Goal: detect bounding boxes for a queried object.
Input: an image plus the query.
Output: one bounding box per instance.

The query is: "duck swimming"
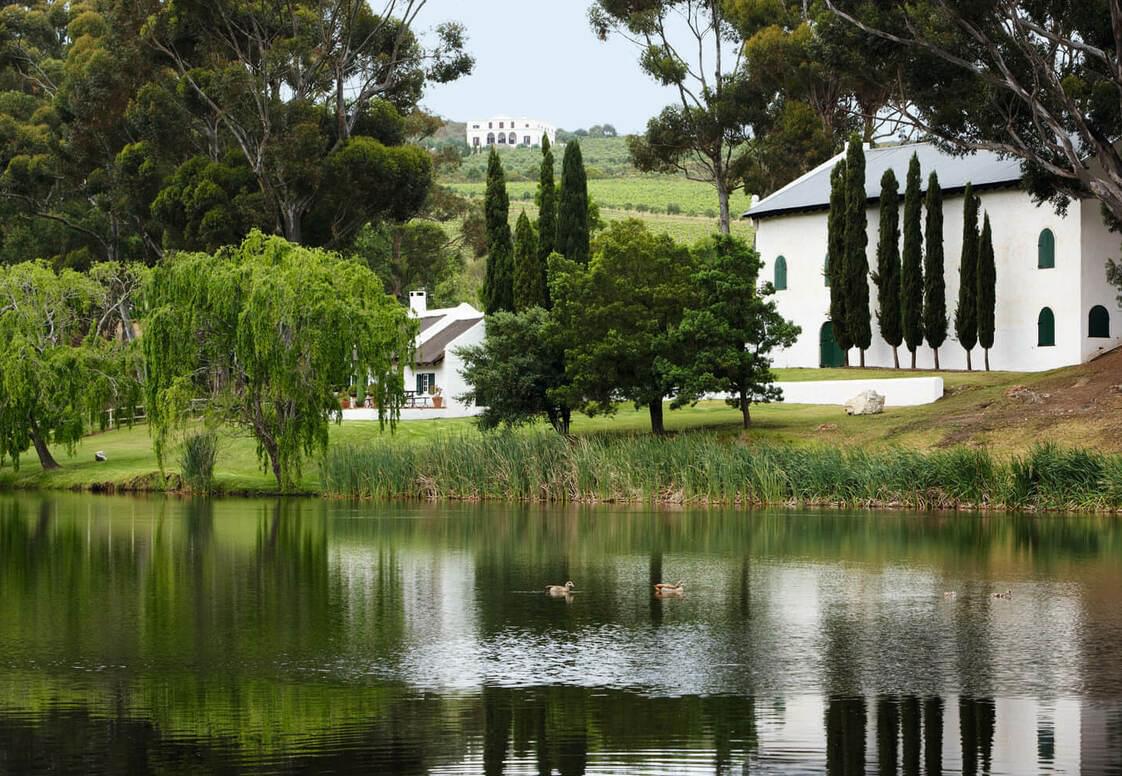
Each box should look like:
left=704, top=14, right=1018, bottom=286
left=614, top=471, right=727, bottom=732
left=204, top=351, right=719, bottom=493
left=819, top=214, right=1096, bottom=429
left=992, top=589, right=1012, bottom=600
left=654, top=581, right=685, bottom=596
left=546, top=581, right=575, bottom=596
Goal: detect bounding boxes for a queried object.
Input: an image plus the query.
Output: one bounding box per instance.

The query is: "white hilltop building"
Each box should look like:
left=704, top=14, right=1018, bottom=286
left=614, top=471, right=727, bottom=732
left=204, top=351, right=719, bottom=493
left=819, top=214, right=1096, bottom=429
left=342, top=291, right=485, bottom=421
left=745, top=141, right=1122, bottom=372
left=466, top=116, right=556, bottom=152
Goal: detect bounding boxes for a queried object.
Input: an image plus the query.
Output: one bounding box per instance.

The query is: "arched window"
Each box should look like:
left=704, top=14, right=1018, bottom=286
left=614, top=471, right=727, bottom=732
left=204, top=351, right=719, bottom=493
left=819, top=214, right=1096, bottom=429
left=824, top=254, right=831, bottom=287
left=1038, top=307, right=1056, bottom=347
left=774, top=256, right=788, bottom=290
left=508, top=132, right=517, bottom=145
left=497, top=133, right=507, bottom=144
left=1038, top=228, right=1055, bottom=269
left=486, top=132, right=495, bottom=145
left=1089, top=305, right=1110, bottom=338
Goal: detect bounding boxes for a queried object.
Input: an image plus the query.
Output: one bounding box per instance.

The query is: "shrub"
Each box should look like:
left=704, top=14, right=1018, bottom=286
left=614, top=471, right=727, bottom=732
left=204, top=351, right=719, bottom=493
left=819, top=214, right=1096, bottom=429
left=635, top=203, right=650, bottom=213
left=180, top=431, right=218, bottom=493
left=666, top=202, right=682, bottom=214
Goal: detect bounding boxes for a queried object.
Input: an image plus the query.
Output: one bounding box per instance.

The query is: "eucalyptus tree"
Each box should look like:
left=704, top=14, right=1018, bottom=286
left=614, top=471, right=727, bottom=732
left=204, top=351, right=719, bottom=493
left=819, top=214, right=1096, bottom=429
left=590, top=0, right=753, bottom=233
left=0, top=262, right=141, bottom=471
left=143, top=232, right=415, bottom=490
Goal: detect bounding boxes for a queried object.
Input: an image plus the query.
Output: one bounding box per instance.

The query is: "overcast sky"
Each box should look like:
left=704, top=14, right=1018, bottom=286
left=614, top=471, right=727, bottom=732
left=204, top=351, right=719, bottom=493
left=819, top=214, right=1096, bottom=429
left=415, top=1, right=677, bottom=133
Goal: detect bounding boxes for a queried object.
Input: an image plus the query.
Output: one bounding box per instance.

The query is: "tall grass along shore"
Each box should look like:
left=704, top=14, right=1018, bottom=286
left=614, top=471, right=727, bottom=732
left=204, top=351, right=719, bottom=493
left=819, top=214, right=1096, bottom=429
left=320, top=433, right=1122, bottom=512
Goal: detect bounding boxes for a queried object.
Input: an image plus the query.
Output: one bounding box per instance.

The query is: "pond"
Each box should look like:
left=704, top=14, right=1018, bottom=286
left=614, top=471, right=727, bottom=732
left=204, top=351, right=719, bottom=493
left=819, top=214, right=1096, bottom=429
left=0, top=493, right=1120, bottom=774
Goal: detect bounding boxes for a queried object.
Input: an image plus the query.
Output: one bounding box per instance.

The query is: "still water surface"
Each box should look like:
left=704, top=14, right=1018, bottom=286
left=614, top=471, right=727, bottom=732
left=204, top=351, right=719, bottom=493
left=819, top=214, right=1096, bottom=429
left=0, top=493, right=1120, bottom=774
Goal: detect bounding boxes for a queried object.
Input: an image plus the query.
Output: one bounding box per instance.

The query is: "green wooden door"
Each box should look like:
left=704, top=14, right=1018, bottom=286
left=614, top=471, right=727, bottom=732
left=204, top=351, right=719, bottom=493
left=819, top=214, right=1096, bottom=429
left=819, top=322, right=845, bottom=368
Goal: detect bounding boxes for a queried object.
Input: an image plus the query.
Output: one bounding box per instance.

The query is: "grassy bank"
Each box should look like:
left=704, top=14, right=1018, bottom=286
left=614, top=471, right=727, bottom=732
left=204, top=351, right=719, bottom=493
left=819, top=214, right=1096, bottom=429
left=320, top=433, right=1122, bottom=512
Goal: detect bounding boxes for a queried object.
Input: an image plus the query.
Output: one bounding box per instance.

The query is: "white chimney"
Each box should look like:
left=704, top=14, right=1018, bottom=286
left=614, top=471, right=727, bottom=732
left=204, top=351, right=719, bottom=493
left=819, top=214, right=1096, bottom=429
left=408, top=290, right=427, bottom=316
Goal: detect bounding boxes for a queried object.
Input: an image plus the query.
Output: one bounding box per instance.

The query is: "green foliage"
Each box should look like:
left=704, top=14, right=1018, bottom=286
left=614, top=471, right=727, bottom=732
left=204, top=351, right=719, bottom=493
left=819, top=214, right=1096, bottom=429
left=843, top=138, right=871, bottom=356
left=512, top=211, right=545, bottom=311
left=874, top=168, right=902, bottom=359
left=551, top=220, right=695, bottom=433
left=923, top=173, right=948, bottom=354
left=180, top=431, right=218, bottom=493
left=900, top=154, right=924, bottom=363
left=672, top=235, right=801, bottom=428
left=143, top=232, right=414, bottom=489
left=955, top=183, right=980, bottom=364
left=827, top=160, right=850, bottom=352
left=483, top=148, right=514, bottom=313
left=457, top=306, right=571, bottom=433
left=557, top=140, right=590, bottom=264
left=0, top=261, right=141, bottom=470
left=352, top=220, right=463, bottom=307
left=977, top=213, right=996, bottom=363
left=536, top=135, right=558, bottom=270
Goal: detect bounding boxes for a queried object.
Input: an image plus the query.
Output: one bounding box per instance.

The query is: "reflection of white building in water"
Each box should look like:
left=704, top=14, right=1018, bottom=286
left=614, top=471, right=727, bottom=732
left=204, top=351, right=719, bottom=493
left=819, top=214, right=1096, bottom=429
left=466, top=116, right=556, bottom=151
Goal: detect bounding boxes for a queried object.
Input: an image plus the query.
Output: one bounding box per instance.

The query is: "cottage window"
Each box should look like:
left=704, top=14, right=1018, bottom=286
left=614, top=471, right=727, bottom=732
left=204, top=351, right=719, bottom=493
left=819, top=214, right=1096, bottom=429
left=1089, top=305, right=1110, bottom=338
left=1038, top=229, right=1055, bottom=269
left=774, top=256, right=788, bottom=290
left=416, top=373, right=437, bottom=394
left=1038, top=307, right=1055, bottom=347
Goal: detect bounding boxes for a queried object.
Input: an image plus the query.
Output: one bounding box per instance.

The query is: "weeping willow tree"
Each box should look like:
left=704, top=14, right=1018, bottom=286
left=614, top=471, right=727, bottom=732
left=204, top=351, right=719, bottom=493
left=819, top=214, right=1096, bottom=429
left=0, top=262, right=143, bottom=470
left=144, top=232, right=415, bottom=490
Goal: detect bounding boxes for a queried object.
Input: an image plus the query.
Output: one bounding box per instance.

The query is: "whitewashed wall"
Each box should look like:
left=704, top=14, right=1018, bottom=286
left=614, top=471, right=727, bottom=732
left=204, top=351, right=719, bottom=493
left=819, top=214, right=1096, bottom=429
left=754, top=187, right=1115, bottom=372
left=1079, top=200, right=1122, bottom=362
left=466, top=117, right=556, bottom=150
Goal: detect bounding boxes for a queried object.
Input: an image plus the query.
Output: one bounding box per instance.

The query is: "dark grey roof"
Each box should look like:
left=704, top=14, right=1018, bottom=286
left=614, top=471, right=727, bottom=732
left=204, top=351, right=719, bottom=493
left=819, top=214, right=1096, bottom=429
left=743, top=142, right=1025, bottom=220
left=415, top=317, right=483, bottom=366
left=418, top=315, right=444, bottom=334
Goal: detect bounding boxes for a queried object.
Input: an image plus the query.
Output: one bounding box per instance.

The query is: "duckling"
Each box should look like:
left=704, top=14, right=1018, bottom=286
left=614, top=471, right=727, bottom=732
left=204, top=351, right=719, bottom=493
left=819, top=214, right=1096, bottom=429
left=546, top=581, right=575, bottom=596
left=992, top=589, right=1012, bottom=600
left=654, top=581, right=685, bottom=596
left=943, top=591, right=957, bottom=599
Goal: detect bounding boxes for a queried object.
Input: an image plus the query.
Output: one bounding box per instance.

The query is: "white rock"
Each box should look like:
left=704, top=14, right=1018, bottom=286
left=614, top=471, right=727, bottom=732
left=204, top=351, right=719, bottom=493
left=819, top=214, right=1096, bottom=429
left=94, top=451, right=107, bottom=462
left=844, top=390, right=885, bottom=416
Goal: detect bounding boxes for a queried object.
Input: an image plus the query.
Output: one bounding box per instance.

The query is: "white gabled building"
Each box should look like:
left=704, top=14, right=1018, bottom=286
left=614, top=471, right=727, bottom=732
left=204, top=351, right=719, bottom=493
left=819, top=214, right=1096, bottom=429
left=466, top=116, right=556, bottom=151
left=745, top=142, right=1122, bottom=372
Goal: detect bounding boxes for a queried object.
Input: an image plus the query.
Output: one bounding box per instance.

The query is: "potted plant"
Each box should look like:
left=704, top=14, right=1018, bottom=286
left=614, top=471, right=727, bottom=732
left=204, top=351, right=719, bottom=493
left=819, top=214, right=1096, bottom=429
left=430, top=385, right=444, bottom=409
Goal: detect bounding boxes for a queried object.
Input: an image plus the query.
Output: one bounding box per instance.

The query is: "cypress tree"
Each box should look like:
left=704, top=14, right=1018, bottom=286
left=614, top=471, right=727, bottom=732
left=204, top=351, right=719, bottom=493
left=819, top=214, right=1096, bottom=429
left=875, top=168, right=902, bottom=368
left=483, top=148, right=514, bottom=314
left=955, top=183, right=980, bottom=370
left=977, top=213, right=996, bottom=371
left=556, top=139, right=590, bottom=264
left=844, top=136, right=871, bottom=367
left=923, top=173, right=948, bottom=369
left=512, top=211, right=543, bottom=311
left=827, top=160, right=851, bottom=363
left=536, top=135, right=557, bottom=305
left=900, top=154, right=924, bottom=369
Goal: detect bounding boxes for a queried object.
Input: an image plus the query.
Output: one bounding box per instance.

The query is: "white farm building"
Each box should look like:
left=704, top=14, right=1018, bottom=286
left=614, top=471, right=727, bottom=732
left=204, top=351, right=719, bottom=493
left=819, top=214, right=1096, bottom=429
left=745, top=142, right=1122, bottom=372
left=466, top=116, right=556, bottom=151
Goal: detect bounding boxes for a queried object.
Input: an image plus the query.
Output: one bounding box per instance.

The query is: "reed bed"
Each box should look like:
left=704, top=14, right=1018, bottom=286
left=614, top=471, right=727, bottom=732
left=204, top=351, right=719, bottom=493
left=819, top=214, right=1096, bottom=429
left=319, top=433, right=1122, bottom=512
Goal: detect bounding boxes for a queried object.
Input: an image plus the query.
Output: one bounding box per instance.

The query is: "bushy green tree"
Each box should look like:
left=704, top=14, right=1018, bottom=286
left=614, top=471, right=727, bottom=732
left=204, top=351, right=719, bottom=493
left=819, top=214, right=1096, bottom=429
left=353, top=220, right=463, bottom=306
left=457, top=306, right=571, bottom=433
left=827, top=160, right=851, bottom=363
left=900, top=154, right=924, bottom=368
left=143, top=232, right=414, bottom=489
left=874, top=168, right=902, bottom=368
left=512, top=212, right=545, bottom=310
left=551, top=220, right=695, bottom=434
left=977, top=213, right=996, bottom=371
left=923, top=173, right=948, bottom=369
left=556, top=140, right=590, bottom=264
left=955, top=183, right=980, bottom=370
left=483, top=148, right=514, bottom=314
left=0, top=262, right=141, bottom=470
left=673, top=235, right=801, bottom=428
left=843, top=137, right=871, bottom=366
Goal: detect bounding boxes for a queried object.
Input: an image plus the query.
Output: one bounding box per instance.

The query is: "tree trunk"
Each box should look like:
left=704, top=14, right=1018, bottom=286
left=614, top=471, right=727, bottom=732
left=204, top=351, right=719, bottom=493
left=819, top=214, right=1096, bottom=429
left=29, top=418, right=59, bottom=471
left=933, top=347, right=940, bottom=370
left=281, top=205, right=303, bottom=244
left=859, top=349, right=866, bottom=368
left=844, top=350, right=851, bottom=368
left=984, top=349, right=990, bottom=371
left=740, top=389, right=751, bottom=429
left=648, top=399, right=665, bottom=435
left=260, top=435, right=283, bottom=489
left=716, top=175, right=731, bottom=235
left=892, top=347, right=899, bottom=369
left=548, top=406, right=572, bottom=435
left=910, top=348, right=917, bottom=369
left=965, top=350, right=973, bottom=371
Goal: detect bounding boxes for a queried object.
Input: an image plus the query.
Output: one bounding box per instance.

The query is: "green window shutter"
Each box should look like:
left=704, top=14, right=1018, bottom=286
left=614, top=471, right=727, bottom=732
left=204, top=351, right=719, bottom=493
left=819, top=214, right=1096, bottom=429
left=1038, top=307, right=1055, bottom=347
left=1089, top=305, right=1110, bottom=338
left=415, top=374, right=424, bottom=394
left=775, top=256, right=787, bottom=290
left=1038, top=229, right=1055, bottom=269
left=824, top=254, right=830, bottom=287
